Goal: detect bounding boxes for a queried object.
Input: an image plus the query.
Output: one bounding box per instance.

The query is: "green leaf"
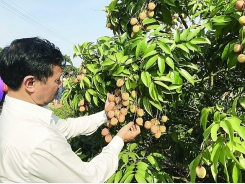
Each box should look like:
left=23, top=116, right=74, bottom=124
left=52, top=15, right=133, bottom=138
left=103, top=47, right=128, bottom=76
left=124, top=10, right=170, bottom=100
left=122, top=154, right=129, bottom=164
left=189, top=155, right=201, bottom=183
left=158, top=42, right=171, bottom=55
left=154, top=81, right=170, bottom=90
left=135, top=173, right=147, bottom=183
left=85, top=91, right=91, bottom=102
left=149, top=100, right=162, bottom=110
left=232, top=97, right=239, bottom=116
left=125, top=164, right=135, bottom=173
left=106, top=173, right=116, bottom=183
left=137, top=161, right=149, bottom=170
left=145, top=43, right=157, bottom=54
left=220, top=120, right=234, bottom=143
left=153, top=76, right=173, bottom=83
left=165, top=56, right=175, bottom=70
left=180, top=28, right=190, bottom=41
left=211, top=123, right=220, bottom=141
left=239, top=96, right=245, bottom=109
left=232, top=164, right=241, bottom=183
left=114, top=171, right=122, bottom=183
left=169, top=84, right=182, bottom=90
left=174, top=29, right=180, bottom=43
left=125, top=58, right=134, bottom=65
left=176, top=44, right=189, bottom=53
left=158, top=56, right=165, bottom=74
left=227, top=52, right=238, bottom=69
left=136, top=41, right=143, bottom=60
left=73, top=45, right=79, bottom=55
left=101, top=59, right=115, bottom=66
left=190, top=37, right=211, bottom=45
left=142, top=50, right=158, bottom=60
left=221, top=42, right=232, bottom=61
left=142, top=17, right=157, bottom=25
left=178, top=68, right=195, bottom=85
left=128, top=152, right=138, bottom=162
left=147, top=155, right=160, bottom=171
left=83, top=76, right=91, bottom=87
left=219, top=147, right=230, bottom=182
left=149, top=83, right=158, bottom=101
left=124, top=174, right=134, bottom=183
left=226, top=117, right=245, bottom=140
left=145, top=55, right=158, bottom=70
left=211, top=141, right=222, bottom=182
left=92, top=96, right=98, bottom=106
left=120, top=171, right=134, bottom=183
left=113, top=66, right=125, bottom=75
left=200, top=108, right=211, bottom=131
left=187, top=28, right=201, bottom=41
left=143, top=96, right=153, bottom=116
left=129, top=143, right=137, bottom=152
left=141, top=71, right=151, bottom=87
left=186, top=42, right=200, bottom=52
left=86, top=64, right=96, bottom=74
left=225, top=145, right=245, bottom=169
left=179, top=61, right=198, bottom=70
left=212, top=15, right=233, bottom=23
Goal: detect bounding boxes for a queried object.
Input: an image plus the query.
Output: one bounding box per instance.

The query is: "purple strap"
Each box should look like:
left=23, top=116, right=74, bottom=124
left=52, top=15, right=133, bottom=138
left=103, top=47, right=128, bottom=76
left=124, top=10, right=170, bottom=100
left=0, top=78, right=4, bottom=101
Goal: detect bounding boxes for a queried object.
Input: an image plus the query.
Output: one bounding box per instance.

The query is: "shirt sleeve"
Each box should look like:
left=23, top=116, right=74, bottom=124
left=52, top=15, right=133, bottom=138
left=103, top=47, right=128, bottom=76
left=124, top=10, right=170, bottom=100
left=28, top=135, right=124, bottom=183
left=53, top=111, right=108, bottom=139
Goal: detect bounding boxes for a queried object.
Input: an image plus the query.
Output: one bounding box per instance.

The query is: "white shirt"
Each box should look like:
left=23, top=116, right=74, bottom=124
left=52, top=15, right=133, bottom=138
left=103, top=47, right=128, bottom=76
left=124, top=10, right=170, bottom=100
left=0, top=95, right=124, bottom=183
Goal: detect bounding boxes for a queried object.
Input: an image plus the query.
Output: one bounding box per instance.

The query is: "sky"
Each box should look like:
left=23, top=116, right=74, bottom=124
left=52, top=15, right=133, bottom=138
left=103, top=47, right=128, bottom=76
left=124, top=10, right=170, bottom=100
left=0, top=0, right=113, bottom=67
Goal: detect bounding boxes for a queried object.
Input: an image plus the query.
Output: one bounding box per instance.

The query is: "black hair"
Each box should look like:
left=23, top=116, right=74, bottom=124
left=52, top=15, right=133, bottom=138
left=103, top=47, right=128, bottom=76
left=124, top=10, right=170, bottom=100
left=0, top=37, right=64, bottom=91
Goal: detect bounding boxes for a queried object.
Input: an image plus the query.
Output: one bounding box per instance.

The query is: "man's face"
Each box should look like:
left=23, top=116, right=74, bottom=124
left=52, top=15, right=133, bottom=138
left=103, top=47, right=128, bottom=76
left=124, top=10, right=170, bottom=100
left=33, top=65, right=63, bottom=106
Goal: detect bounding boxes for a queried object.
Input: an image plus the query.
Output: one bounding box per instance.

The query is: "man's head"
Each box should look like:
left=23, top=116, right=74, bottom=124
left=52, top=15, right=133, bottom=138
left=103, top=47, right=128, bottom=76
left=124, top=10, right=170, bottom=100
left=0, top=37, right=65, bottom=106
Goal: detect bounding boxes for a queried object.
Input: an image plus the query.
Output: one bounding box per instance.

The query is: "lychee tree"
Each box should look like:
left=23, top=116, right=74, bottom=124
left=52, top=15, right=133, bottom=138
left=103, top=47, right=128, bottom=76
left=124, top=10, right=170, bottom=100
left=58, top=0, right=245, bottom=182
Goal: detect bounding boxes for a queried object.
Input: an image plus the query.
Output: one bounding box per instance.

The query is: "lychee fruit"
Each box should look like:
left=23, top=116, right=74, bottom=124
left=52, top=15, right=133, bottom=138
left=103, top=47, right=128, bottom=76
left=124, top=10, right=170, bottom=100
left=239, top=16, right=245, bottom=26
left=121, top=92, right=129, bottom=101
left=135, top=117, right=143, bottom=126
left=238, top=54, right=245, bottom=63
left=195, top=166, right=206, bottom=179
left=133, top=25, right=141, bottom=33
left=234, top=43, right=243, bottom=53
left=101, top=128, right=109, bottom=136
left=105, top=134, right=112, bottom=143
left=144, top=121, right=152, bottom=129
left=148, top=2, right=156, bottom=11
left=130, top=18, right=138, bottom=25
left=116, top=79, right=124, bottom=87
left=161, top=115, right=168, bottom=123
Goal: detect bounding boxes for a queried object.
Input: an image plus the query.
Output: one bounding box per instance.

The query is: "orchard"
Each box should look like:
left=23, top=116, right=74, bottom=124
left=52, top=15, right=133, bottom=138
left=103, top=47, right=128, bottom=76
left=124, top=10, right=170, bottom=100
left=54, top=0, right=245, bottom=182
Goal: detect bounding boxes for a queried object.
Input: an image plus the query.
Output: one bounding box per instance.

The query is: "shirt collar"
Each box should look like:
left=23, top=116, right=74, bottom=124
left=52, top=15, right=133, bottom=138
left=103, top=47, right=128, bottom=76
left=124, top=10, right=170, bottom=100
left=4, top=95, right=53, bottom=125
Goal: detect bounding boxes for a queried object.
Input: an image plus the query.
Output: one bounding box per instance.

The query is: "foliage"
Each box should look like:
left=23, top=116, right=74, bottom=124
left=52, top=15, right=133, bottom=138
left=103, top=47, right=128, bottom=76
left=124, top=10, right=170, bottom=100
left=52, top=0, right=245, bottom=182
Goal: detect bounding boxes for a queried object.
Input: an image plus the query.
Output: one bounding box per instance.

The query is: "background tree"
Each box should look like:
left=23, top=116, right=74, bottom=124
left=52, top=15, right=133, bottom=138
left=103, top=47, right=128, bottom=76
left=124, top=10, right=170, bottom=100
left=55, top=0, right=245, bottom=182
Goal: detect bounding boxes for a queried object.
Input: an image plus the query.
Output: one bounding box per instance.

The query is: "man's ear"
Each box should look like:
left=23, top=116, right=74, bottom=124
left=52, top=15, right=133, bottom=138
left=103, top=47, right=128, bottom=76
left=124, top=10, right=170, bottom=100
left=23, top=76, right=35, bottom=93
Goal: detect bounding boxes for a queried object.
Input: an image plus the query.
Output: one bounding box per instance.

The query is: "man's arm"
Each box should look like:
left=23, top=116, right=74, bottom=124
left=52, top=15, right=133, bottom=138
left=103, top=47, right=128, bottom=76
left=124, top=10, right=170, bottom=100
left=28, top=134, right=124, bottom=183
left=53, top=110, right=107, bottom=139
left=52, top=93, right=111, bottom=139
left=28, top=122, right=140, bottom=183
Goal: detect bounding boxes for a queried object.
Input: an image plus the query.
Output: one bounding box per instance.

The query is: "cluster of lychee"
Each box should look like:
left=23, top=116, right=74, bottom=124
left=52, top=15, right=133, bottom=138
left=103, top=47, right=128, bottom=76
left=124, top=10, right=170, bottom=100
left=73, top=68, right=87, bottom=84
left=104, top=8, right=118, bottom=30
left=144, top=115, right=168, bottom=139
left=130, top=2, right=156, bottom=37
left=170, top=13, right=188, bottom=30
left=78, top=99, right=89, bottom=112
left=235, top=0, right=245, bottom=63
left=101, top=78, right=168, bottom=143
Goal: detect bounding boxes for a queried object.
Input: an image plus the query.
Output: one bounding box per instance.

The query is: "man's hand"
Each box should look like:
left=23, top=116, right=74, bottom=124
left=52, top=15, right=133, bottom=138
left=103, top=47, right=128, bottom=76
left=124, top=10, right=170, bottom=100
left=116, top=121, right=141, bottom=142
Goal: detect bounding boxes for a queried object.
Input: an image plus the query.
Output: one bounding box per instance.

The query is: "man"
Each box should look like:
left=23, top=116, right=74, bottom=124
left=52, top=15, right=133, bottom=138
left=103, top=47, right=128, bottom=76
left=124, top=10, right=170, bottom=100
left=0, top=37, right=140, bottom=182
